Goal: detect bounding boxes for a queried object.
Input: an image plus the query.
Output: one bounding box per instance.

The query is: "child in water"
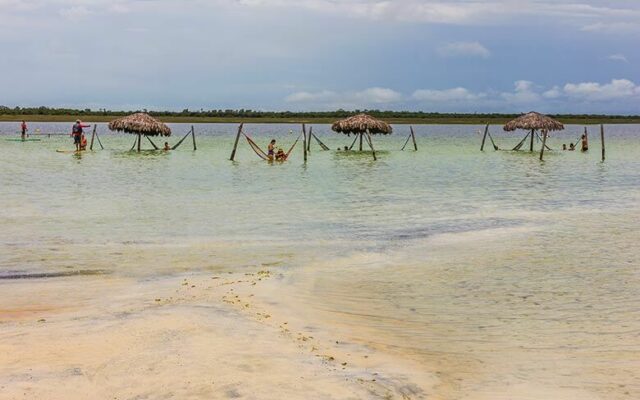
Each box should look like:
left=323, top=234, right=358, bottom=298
left=275, top=148, right=287, bottom=161
left=79, top=134, right=87, bottom=151
left=164, top=142, right=171, bottom=151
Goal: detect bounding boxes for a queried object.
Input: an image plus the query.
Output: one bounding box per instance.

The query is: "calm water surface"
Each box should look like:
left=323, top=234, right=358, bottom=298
left=1, top=122, right=639, bottom=399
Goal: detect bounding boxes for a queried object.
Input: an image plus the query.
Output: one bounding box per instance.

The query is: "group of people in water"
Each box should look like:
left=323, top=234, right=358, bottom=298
left=562, top=134, right=589, bottom=152
left=267, top=139, right=288, bottom=161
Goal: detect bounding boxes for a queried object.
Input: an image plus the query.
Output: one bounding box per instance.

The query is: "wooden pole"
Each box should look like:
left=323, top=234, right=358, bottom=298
left=529, top=129, right=535, bottom=151
left=191, top=125, right=196, bottom=151
left=365, top=130, right=376, bottom=161
left=410, top=126, right=418, bottom=151
left=302, top=124, right=308, bottom=162
left=480, top=124, right=489, bottom=151
left=359, top=133, right=363, bottom=151
left=600, top=124, right=605, bottom=162
left=89, top=125, right=96, bottom=150
left=307, top=126, right=312, bottom=152
left=229, top=123, right=244, bottom=161
left=539, top=131, right=548, bottom=161
left=137, top=133, right=141, bottom=152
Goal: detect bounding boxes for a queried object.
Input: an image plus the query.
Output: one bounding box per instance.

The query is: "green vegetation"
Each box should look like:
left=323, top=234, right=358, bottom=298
left=1, top=106, right=639, bottom=124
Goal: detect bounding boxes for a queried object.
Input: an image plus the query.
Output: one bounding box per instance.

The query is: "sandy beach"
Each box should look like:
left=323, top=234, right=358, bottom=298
left=0, top=267, right=435, bottom=400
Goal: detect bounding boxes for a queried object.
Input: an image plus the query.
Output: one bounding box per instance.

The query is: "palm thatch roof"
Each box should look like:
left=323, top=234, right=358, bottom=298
left=108, top=113, right=171, bottom=136
left=331, top=114, right=393, bottom=135
left=503, top=112, right=564, bottom=132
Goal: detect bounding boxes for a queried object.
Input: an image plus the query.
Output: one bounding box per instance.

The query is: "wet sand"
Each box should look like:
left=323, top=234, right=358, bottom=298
left=0, top=269, right=435, bottom=399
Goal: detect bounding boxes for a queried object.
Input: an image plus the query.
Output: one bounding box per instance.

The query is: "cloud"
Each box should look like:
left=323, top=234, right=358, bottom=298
left=285, top=90, right=336, bottom=103
left=563, top=79, right=640, bottom=101
left=607, top=54, right=628, bottom=62
left=437, top=42, right=490, bottom=58
left=354, top=87, right=403, bottom=103
left=285, top=87, right=402, bottom=107
left=412, top=87, right=484, bottom=102
left=543, top=86, right=562, bottom=99
left=59, top=5, right=91, bottom=19
left=581, top=22, right=640, bottom=34
left=501, top=80, right=541, bottom=103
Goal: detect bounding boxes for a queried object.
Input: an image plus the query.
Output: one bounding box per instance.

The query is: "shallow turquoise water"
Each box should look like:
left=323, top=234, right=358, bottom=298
left=1, top=122, right=639, bottom=399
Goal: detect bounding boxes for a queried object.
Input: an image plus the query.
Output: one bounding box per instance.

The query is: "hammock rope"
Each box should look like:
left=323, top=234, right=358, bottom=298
left=312, top=133, right=330, bottom=151
left=171, top=130, right=192, bottom=150
left=243, top=133, right=269, bottom=160
left=286, top=133, right=303, bottom=157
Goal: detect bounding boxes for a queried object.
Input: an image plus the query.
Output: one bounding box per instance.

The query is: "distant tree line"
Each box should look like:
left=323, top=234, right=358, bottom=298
left=0, top=105, right=638, bottom=120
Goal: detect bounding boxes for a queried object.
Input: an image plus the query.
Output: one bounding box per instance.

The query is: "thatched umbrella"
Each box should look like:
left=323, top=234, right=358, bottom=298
left=331, top=114, right=392, bottom=160
left=503, top=111, right=564, bottom=152
left=108, top=113, right=171, bottom=152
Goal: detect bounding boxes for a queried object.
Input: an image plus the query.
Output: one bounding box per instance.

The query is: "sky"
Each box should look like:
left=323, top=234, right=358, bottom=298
left=0, top=0, right=639, bottom=113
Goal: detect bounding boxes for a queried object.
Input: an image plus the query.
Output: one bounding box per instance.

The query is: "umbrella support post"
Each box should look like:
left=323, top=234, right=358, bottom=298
left=365, top=130, right=376, bottom=161
left=137, top=133, right=141, bottom=152
left=480, top=124, right=489, bottom=151
left=529, top=129, right=535, bottom=151
left=302, top=124, right=308, bottom=163
left=89, top=125, right=97, bottom=151
left=359, top=133, right=363, bottom=151
left=348, top=135, right=358, bottom=150
left=191, top=126, right=197, bottom=151
left=539, top=132, right=548, bottom=161
left=601, top=124, right=605, bottom=162
left=410, top=126, right=418, bottom=151
left=146, top=136, right=159, bottom=150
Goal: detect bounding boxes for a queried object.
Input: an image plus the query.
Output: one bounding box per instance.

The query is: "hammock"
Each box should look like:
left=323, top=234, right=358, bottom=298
left=243, top=132, right=302, bottom=160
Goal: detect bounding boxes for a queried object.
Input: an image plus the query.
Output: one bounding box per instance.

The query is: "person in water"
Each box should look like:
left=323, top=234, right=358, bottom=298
left=562, top=144, right=567, bottom=151
left=275, top=148, right=287, bottom=161
left=20, top=120, right=27, bottom=140
left=79, top=134, right=87, bottom=151
left=569, top=143, right=576, bottom=151
left=164, top=142, right=171, bottom=151
left=267, top=139, right=276, bottom=160
left=71, top=120, right=90, bottom=151
left=580, top=134, right=589, bottom=152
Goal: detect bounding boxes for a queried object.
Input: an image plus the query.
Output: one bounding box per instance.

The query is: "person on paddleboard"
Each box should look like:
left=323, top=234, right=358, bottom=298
left=71, top=120, right=90, bottom=151
left=20, top=121, right=27, bottom=140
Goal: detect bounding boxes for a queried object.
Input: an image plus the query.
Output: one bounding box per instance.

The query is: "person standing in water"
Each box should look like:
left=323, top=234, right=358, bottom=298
left=71, top=120, right=90, bottom=151
left=580, top=134, right=589, bottom=152
left=20, top=120, right=27, bottom=140
left=267, top=139, right=276, bottom=161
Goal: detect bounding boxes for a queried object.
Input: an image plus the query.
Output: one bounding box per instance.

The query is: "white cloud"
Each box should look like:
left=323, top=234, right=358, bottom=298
left=285, top=90, right=336, bottom=103
left=353, top=87, right=403, bottom=103
left=501, top=80, right=541, bottom=103
left=581, top=22, right=640, bottom=34
left=607, top=54, right=628, bottom=62
left=543, top=86, right=562, bottom=99
left=563, top=79, right=640, bottom=101
left=59, top=5, right=91, bottom=19
left=285, top=87, right=402, bottom=107
left=437, top=41, right=490, bottom=58
left=412, top=87, right=484, bottom=102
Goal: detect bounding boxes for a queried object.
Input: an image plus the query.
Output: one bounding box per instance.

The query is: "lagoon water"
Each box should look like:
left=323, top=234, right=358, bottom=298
left=1, top=122, right=639, bottom=399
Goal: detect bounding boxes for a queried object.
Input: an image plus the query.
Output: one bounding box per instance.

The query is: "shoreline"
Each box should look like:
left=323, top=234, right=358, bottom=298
left=1, top=114, right=640, bottom=125
left=0, top=267, right=436, bottom=399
